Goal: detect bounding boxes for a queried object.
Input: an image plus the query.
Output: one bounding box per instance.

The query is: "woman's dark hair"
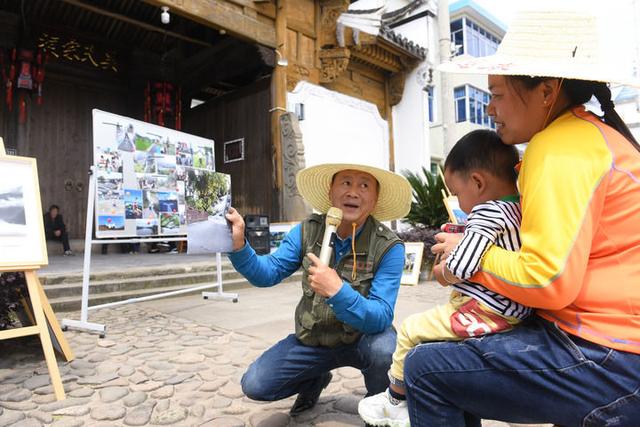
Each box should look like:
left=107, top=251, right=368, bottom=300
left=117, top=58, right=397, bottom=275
left=48, top=204, right=60, bottom=212
left=445, top=129, right=519, bottom=184
left=508, top=76, right=640, bottom=153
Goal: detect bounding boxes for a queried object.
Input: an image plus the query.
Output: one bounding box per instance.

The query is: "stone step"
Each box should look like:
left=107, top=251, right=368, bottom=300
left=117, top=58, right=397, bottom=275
left=40, top=260, right=234, bottom=286
left=47, top=270, right=303, bottom=312
left=42, top=269, right=247, bottom=299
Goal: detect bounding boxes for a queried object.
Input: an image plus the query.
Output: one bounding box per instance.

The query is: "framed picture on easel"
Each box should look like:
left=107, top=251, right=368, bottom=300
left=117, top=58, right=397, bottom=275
left=401, top=242, right=425, bottom=285
left=0, top=155, right=48, bottom=270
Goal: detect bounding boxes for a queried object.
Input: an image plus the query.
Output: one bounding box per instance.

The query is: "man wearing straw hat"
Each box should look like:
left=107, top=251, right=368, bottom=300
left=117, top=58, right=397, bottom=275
left=225, top=163, right=411, bottom=415
left=404, top=3, right=640, bottom=426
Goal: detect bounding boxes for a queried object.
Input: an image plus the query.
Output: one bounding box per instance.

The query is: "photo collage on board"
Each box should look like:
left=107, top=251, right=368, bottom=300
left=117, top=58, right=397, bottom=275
left=93, top=111, right=219, bottom=239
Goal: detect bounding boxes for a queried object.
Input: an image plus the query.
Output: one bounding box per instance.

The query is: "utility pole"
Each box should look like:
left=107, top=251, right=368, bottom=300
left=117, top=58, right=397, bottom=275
left=437, top=0, right=454, bottom=155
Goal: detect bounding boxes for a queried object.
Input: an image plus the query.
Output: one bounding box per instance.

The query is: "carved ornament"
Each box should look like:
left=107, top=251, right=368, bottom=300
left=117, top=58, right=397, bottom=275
left=389, top=71, right=406, bottom=106
left=319, top=48, right=350, bottom=83
left=320, top=0, right=350, bottom=47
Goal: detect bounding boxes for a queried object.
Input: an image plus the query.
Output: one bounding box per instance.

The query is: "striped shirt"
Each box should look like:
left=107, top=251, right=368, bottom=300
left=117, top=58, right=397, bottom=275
left=446, top=199, right=533, bottom=320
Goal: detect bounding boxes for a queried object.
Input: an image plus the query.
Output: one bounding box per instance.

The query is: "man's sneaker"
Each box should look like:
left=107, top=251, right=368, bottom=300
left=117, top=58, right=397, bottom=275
left=358, top=389, right=410, bottom=427
left=63, top=250, right=74, bottom=256
left=289, top=372, right=332, bottom=415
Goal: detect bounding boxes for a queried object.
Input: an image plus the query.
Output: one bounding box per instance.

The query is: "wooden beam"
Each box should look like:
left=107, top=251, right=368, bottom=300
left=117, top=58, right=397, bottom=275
left=59, top=0, right=212, bottom=47
left=144, top=0, right=276, bottom=48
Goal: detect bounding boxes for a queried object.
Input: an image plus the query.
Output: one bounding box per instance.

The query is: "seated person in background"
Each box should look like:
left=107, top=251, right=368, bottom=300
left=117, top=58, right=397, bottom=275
left=44, top=204, right=74, bottom=256
left=358, top=130, right=529, bottom=426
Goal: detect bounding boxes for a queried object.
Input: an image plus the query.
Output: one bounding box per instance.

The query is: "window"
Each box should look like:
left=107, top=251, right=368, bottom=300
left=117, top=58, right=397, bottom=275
left=430, top=162, right=440, bottom=176
left=426, top=86, right=435, bottom=123
left=450, top=19, right=464, bottom=55
left=453, top=85, right=495, bottom=128
left=454, top=86, right=467, bottom=122
left=451, top=17, right=500, bottom=57
left=224, top=138, right=245, bottom=163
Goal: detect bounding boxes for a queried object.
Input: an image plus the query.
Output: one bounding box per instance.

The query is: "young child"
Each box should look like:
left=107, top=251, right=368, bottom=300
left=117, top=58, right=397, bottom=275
left=358, top=129, right=532, bottom=426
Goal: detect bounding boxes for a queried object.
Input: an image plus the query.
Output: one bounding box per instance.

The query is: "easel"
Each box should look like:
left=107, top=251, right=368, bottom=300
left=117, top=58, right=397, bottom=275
left=0, top=139, right=74, bottom=401
left=62, top=166, right=237, bottom=337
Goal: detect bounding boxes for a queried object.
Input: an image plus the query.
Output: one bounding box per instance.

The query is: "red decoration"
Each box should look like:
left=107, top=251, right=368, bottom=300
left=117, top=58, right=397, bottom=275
left=144, top=80, right=182, bottom=130
left=1, top=47, right=47, bottom=123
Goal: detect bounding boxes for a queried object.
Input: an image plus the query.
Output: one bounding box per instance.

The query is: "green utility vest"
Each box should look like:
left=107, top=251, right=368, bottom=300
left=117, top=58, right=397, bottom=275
left=295, top=214, right=402, bottom=347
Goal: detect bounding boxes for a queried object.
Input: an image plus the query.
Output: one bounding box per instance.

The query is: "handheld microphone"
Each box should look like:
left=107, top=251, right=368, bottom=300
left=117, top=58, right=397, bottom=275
left=318, top=207, right=343, bottom=265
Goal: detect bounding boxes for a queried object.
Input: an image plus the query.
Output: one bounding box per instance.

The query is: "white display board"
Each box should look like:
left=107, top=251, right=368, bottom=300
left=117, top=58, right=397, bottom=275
left=92, top=109, right=222, bottom=239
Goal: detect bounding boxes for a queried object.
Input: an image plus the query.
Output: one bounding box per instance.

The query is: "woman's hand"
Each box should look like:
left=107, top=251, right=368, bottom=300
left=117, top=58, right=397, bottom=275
left=432, top=258, right=459, bottom=287
left=431, top=231, right=463, bottom=260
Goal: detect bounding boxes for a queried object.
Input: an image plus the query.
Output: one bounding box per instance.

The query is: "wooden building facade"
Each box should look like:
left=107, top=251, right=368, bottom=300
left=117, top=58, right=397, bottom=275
left=0, top=0, right=423, bottom=237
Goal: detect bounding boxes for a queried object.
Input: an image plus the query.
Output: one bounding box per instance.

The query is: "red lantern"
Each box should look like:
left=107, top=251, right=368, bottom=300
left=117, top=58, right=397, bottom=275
left=1, top=47, right=46, bottom=123
left=144, top=80, right=182, bottom=130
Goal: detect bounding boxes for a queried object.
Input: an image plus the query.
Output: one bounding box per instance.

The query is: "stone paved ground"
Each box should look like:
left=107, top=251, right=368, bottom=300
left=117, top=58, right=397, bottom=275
left=1, top=278, right=552, bottom=427
left=0, top=304, right=379, bottom=427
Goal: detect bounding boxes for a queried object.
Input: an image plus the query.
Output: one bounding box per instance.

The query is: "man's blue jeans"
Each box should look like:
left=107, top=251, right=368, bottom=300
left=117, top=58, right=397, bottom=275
left=241, top=328, right=396, bottom=401
left=404, top=317, right=640, bottom=427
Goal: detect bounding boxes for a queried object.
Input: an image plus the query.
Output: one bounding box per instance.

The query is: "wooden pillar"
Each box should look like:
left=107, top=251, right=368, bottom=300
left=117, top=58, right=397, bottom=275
left=384, top=78, right=396, bottom=172
left=271, top=0, right=287, bottom=192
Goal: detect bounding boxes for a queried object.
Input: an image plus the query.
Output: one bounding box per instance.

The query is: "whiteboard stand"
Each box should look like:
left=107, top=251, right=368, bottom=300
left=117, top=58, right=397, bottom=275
left=62, top=167, right=238, bottom=336
left=62, top=166, right=107, bottom=336
left=202, top=252, right=238, bottom=303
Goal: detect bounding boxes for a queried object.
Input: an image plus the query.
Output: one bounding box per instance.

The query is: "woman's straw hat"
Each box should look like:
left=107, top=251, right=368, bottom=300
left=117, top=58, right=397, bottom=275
left=439, top=5, right=640, bottom=88
left=296, top=163, right=412, bottom=222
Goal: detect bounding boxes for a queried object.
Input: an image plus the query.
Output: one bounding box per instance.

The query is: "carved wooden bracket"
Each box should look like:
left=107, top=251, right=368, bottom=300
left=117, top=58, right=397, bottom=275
left=319, top=0, right=350, bottom=48
left=287, top=64, right=311, bottom=91
left=319, top=48, right=351, bottom=83
left=389, top=71, right=406, bottom=106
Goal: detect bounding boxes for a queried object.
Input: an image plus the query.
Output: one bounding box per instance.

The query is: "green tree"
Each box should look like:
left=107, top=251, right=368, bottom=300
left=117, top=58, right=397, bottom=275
left=402, top=167, right=448, bottom=228
left=186, top=171, right=229, bottom=214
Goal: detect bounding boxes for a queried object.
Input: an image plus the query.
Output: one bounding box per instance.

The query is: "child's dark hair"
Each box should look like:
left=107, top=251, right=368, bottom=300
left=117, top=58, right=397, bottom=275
left=444, top=129, right=519, bottom=183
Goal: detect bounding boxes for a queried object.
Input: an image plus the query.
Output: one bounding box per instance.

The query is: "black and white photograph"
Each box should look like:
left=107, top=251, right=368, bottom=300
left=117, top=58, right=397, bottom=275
left=96, top=172, right=123, bottom=201
left=0, top=183, right=26, bottom=235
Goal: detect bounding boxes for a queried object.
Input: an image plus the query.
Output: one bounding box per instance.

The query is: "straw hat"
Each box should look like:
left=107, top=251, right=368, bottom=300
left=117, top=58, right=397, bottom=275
left=296, top=163, right=411, bottom=222
left=439, top=6, right=640, bottom=88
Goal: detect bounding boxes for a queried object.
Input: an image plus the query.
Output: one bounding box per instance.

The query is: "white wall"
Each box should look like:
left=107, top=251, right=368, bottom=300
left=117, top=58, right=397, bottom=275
left=287, top=81, right=390, bottom=169
left=392, top=68, right=430, bottom=175
left=390, top=6, right=438, bottom=175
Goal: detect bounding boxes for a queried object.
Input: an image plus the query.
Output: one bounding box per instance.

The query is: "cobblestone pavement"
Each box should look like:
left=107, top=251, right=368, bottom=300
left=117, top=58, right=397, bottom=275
left=1, top=280, right=552, bottom=427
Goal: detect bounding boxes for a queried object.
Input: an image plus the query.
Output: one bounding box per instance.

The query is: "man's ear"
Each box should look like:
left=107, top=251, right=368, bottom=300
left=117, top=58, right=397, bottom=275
left=469, top=171, right=486, bottom=194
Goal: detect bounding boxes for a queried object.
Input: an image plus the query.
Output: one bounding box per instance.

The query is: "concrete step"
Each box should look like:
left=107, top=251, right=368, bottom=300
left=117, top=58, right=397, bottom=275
left=43, top=270, right=245, bottom=299
left=46, top=269, right=302, bottom=312
left=40, top=260, right=234, bottom=286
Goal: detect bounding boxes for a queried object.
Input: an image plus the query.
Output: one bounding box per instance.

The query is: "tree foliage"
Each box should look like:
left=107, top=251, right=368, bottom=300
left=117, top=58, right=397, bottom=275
left=186, top=171, right=229, bottom=214
left=402, top=167, right=449, bottom=228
